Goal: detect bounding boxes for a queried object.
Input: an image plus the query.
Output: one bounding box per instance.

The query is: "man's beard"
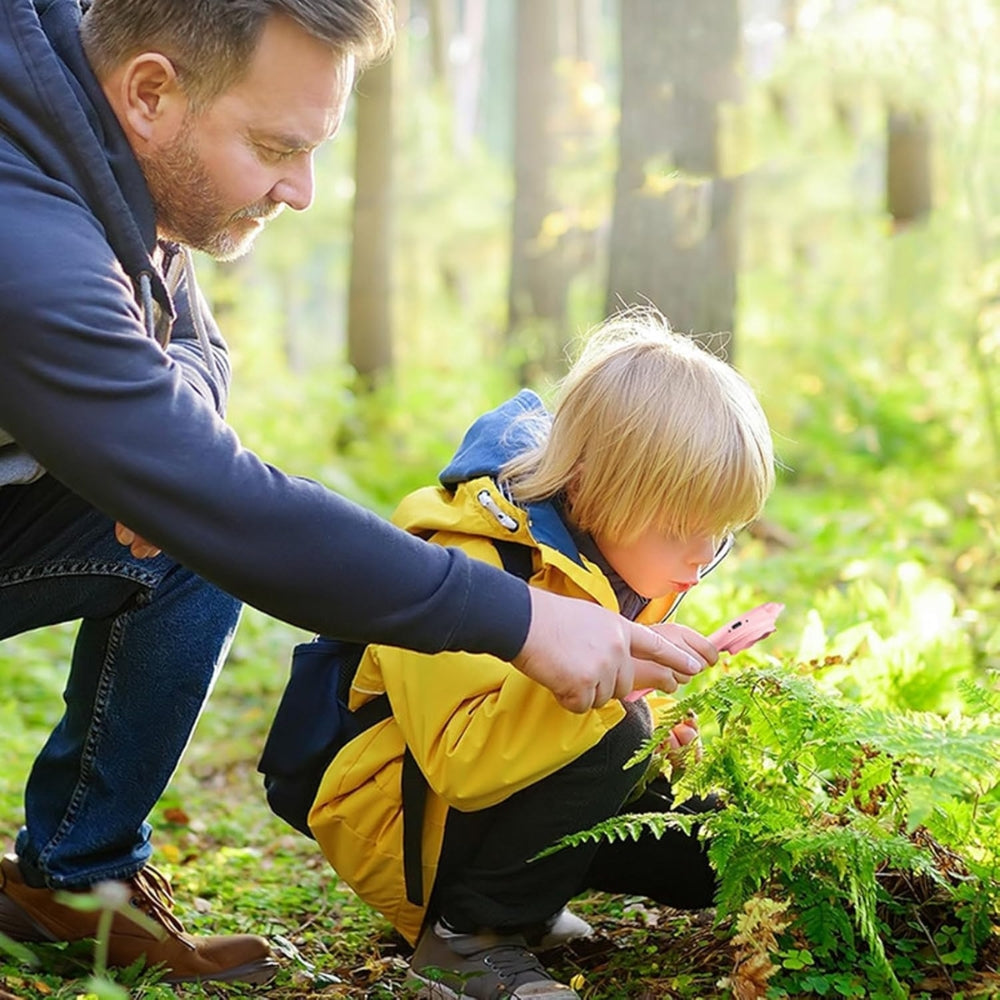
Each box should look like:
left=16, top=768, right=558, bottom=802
left=139, top=117, right=283, bottom=261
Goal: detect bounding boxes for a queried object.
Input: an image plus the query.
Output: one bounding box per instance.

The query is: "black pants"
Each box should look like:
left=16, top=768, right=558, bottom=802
left=430, top=701, right=718, bottom=933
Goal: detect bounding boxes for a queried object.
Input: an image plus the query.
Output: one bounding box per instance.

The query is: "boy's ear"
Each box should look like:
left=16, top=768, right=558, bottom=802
left=115, top=52, right=190, bottom=146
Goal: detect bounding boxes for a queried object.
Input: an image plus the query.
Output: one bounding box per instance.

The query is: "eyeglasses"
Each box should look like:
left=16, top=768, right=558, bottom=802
left=700, top=532, right=735, bottom=579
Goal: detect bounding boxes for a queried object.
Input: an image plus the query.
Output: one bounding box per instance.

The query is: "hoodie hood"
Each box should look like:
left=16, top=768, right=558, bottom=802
left=0, top=0, right=167, bottom=310
left=0, top=0, right=181, bottom=483
left=439, top=389, right=548, bottom=484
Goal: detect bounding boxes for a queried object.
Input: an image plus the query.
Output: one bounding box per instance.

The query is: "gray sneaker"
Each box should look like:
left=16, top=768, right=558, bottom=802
left=408, top=922, right=581, bottom=999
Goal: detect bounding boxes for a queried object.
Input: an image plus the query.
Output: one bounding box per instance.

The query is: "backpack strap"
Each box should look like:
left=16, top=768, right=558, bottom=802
left=353, top=693, right=393, bottom=731
left=402, top=747, right=428, bottom=905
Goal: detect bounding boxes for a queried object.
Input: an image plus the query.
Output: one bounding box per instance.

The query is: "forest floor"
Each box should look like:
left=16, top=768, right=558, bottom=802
left=1, top=594, right=998, bottom=999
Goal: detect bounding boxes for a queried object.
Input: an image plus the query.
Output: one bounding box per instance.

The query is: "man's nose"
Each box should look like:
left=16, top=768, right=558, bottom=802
left=271, top=153, right=315, bottom=211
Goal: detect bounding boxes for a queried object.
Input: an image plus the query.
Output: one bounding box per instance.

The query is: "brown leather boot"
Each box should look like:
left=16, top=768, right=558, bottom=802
left=0, top=854, right=277, bottom=985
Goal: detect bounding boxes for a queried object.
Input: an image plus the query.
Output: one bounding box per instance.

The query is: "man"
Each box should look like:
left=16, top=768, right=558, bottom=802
left=0, top=0, right=709, bottom=986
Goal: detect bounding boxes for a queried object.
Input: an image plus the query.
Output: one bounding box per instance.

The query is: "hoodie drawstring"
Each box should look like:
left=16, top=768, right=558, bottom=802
left=182, top=248, right=220, bottom=383
left=138, top=250, right=219, bottom=384
left=138, top=271, right=156, bottom=341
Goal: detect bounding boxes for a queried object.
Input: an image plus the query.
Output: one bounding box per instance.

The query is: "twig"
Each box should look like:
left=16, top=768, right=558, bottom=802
left=910, top=909, right=956, bottom=995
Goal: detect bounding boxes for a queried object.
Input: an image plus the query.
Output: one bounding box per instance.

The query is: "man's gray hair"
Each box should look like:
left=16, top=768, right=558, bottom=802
left=82, top=0, right=394, bottom=105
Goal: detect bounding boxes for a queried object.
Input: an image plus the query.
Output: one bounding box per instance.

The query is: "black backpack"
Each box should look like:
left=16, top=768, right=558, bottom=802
left=258, top=539, right=533, bottom=905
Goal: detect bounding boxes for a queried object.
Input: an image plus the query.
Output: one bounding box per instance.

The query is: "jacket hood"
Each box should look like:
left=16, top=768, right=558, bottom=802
left=439, top=389, right=548, bottom=485
left=0, top=0, right=167, bottom=308
left=438, top=390, right=583, bottom=565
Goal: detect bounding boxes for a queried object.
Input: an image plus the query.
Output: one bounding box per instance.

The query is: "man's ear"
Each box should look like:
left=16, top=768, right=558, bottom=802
left=114, top=52, right=189, bottom=146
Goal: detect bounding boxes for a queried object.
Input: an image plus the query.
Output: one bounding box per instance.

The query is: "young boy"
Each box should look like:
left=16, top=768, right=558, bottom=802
left=306, top=311, right=775, bottom=999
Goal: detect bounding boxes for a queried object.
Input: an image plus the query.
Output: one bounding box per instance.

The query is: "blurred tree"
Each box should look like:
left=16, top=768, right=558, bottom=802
left=507, top=0, right=612, bottom=379
left=573, top=0, right=602, bottom=64
left=347, top=39, right=396, bottom=385
left=507, top=0, right=574, bottom=376
left=453, top=0, right=487, bottom=156
left=607, top=0, right=743, bottom=355
left=886, top=108, right=932, bottom=230
left=427, top=0, right=454, bottom=92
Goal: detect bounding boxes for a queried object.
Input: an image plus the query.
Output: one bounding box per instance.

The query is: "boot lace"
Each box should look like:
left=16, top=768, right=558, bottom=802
left=127, top=866, right=186, bottom=936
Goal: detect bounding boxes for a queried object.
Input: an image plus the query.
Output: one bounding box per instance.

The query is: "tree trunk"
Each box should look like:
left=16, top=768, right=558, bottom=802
left=427, top=0, right=454, bottom=92
left=507, top=0, right=575, bottom=378
left=607, top=0, right=743, bottom=357
left=886, top=108, right=932, bottom=231
left=347, top=50, right=394, bottom=385
left=572, top=0, right=602, bottom=64
left=452, top=0, right=487, bottom=156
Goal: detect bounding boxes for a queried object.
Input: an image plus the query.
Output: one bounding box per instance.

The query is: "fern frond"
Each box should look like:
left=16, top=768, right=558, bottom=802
left=533, top=809, right=708, bottom=860
left=554, top=658, right=999, bottom=996
left=959, top=677, right=1000, bottom=715
left=848, top=707, right=1000, bottom=801
left=626, top=686, right=716, bottom=768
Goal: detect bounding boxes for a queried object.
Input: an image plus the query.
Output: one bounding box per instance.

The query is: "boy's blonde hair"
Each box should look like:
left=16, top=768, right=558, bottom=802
left=500, top=309, right=775, bottom=544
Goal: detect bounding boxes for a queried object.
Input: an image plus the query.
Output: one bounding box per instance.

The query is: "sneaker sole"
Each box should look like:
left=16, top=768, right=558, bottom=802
left=408, top=969, right=580, bottom=999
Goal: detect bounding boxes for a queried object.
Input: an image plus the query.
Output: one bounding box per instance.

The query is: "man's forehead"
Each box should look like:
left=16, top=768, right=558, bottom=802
left=216, top=28, right=355, bottom=134
left=231, top=15, right=355, bottom=93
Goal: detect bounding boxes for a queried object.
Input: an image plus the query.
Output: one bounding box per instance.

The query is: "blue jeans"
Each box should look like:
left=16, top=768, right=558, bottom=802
left=0, top=475, right=242, bottom=889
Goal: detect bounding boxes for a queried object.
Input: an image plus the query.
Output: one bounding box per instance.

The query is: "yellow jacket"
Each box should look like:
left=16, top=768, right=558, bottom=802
left=309, top=393, right=677, bottom=944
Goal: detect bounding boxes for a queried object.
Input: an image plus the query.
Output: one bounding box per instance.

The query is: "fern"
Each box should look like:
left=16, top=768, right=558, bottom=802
left=551, top=662, right=1000, bottom=995
left=535, top=809, right=706, bottom=860
left=796, top=897, right=857, bottom=956
left=959, top=676, right=1000, bottom=714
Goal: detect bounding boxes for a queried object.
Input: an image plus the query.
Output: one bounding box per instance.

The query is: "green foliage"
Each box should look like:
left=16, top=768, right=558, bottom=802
left=740, top=1, right=1000, bottom=502
left=549, top=655, right=1000, bottom=997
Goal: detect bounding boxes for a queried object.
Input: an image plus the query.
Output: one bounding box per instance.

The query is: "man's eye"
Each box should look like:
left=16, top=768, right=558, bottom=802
left=259, top=146, right=297, bottom=163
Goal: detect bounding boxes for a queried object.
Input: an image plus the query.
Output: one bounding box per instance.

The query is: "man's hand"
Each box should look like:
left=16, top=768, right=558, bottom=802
left=511, top=588, right=716, bottom=713
left=114, top=523, right=161, bottom=559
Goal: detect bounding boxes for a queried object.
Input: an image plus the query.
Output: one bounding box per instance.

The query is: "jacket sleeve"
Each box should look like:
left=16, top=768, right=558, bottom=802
left=374, top=647, right=625, bottom=812
left=370, top=538, right=625, bottom=812
left=0, top=167, right=530, bottom=660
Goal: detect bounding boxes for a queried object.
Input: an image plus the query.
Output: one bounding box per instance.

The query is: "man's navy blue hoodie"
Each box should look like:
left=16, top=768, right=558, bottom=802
left=0, top=0, right=529, bottom=658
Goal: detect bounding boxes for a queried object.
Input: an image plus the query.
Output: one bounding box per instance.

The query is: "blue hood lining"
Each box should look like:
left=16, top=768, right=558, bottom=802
left=439, top=390, right=585, bottom=566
